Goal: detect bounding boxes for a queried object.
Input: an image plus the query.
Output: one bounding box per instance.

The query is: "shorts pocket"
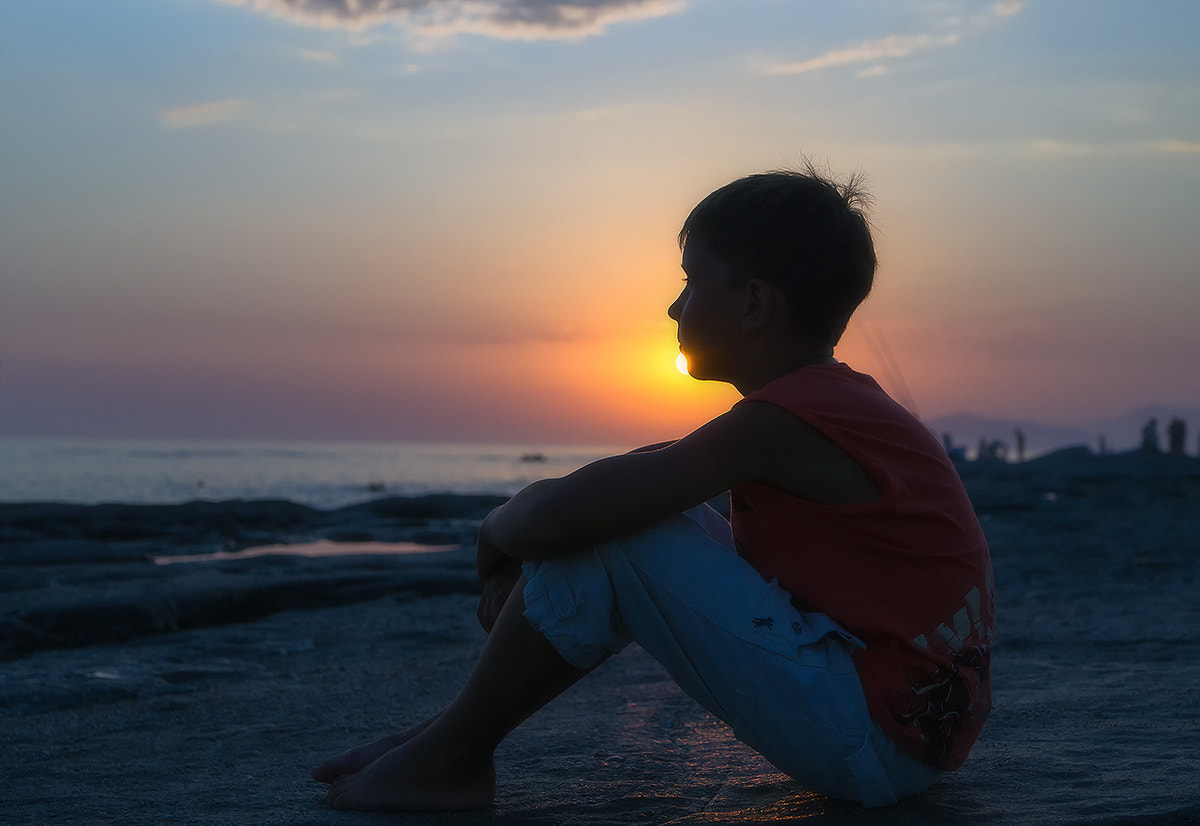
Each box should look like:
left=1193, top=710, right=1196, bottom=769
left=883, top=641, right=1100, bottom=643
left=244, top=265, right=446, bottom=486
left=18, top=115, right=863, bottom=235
left=521, top=558, right=616, bottom=670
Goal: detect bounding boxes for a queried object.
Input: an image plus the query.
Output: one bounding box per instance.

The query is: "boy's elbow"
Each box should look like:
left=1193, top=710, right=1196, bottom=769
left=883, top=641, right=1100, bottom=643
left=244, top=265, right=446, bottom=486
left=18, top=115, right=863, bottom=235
left=493, top=483, right=571, bottom=560
left=515, top=501, right=575, bottom=559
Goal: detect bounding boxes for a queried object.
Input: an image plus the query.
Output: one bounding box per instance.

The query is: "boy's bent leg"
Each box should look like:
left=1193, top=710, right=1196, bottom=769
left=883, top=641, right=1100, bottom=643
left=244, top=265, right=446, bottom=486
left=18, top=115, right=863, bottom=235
left=326, top=576, right=590, bottom=811
left=314, top=559, right=526, bottom=784
left=521, top=507, right=936, bottom=808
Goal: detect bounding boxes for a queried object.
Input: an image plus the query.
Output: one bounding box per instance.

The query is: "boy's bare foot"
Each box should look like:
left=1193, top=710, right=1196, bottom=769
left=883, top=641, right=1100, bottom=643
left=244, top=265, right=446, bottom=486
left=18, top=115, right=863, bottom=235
left=311, top=715, right=439, bottom=783
left=327, top=738, right=496, bottom=812
left=311, top=733, right=409, bottom=784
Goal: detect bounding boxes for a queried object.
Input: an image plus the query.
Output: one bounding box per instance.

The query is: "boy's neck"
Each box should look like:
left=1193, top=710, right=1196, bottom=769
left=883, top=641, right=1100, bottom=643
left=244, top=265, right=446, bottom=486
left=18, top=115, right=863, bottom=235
left=732, top=345, right=837, bottom=396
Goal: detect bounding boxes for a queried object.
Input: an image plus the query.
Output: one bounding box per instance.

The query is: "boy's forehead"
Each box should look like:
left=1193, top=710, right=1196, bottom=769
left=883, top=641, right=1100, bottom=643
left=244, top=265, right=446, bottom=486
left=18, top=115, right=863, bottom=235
left=681, top=237, right=726, bottom=274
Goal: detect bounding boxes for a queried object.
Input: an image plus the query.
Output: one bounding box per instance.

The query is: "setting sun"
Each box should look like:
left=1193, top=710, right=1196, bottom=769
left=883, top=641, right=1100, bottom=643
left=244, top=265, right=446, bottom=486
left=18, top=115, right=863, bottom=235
left=675, top=353, right=689, bottom=376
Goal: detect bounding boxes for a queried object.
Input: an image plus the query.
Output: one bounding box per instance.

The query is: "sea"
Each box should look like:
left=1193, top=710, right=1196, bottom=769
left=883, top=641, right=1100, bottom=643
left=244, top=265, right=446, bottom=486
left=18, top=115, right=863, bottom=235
left=0, top=438, right=625, bottom=509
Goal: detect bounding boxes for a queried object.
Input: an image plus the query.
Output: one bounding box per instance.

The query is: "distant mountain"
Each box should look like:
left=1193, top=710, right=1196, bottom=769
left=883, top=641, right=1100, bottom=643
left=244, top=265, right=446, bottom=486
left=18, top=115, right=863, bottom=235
left=926, top=404, right=1200, bottom=459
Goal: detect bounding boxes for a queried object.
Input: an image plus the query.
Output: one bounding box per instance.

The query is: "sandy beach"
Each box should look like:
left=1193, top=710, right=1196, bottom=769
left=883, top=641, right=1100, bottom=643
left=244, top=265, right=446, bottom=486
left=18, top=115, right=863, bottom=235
left=3, top=450, right=1199, bottom=825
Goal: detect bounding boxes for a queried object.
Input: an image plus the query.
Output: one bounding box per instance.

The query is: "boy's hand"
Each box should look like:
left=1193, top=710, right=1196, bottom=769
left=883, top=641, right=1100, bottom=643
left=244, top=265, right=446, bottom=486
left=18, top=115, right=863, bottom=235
left=476, top=509, right=523, bottom=632
left=477, top=558, right=522, bottom=633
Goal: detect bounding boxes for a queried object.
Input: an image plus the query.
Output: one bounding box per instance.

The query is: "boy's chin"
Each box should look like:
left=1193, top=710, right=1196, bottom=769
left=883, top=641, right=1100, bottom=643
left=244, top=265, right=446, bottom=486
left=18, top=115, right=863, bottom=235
left=682, top=363, right=721, bottom=382
left=678, top=352, right=730, bottom=383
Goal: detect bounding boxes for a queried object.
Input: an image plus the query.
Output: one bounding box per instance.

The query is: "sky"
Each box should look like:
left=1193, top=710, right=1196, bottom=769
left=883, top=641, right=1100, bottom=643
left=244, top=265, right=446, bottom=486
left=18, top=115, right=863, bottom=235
left=3, top=0, right=1199, bottom=447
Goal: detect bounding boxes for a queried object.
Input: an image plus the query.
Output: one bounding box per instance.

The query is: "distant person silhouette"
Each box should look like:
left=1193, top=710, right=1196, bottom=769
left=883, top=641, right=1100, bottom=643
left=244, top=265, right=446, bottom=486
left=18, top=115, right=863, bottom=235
left=941, top=432, right=966, bottom=462
left=1141, top=418, right=1161, bottom=453
left=1014, top=428, right=1026, bottom=462
left=1098, top=434, right=1107, bottom=456
left=1167, top=417, right=1186, bottom=455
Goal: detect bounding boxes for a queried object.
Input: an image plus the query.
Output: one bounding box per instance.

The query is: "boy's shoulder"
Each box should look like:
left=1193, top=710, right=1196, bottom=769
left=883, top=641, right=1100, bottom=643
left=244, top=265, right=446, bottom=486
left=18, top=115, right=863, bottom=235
left=731, top=362, right=952, bottom=501
left=720, top=383, right=887, bottom=505
left=741, top=363, right=921, bottom=437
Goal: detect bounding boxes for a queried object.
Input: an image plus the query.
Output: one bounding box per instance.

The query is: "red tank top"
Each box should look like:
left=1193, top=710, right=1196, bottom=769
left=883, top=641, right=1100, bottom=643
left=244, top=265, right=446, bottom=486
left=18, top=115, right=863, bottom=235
left=731, top=363, right=993, bottom=770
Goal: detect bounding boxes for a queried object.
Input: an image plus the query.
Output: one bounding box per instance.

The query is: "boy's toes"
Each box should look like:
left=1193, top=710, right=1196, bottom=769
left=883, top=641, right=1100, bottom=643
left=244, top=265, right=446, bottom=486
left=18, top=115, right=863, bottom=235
left=312, top=732, right=415, bottom=783
left=311, top=751, right=359, bottom=783
left=327, top=776, right=371, bottom=811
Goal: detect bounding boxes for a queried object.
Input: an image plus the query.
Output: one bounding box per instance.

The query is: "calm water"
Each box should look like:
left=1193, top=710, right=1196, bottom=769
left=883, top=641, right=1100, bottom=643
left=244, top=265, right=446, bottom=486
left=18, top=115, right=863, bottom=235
left=0, top=438, right=624, bottom=509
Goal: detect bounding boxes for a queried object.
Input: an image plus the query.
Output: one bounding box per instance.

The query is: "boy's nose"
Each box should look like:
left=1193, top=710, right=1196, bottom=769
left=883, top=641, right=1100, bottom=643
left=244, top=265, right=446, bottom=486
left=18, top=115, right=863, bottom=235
left=667, top=292, right=683, bottom=321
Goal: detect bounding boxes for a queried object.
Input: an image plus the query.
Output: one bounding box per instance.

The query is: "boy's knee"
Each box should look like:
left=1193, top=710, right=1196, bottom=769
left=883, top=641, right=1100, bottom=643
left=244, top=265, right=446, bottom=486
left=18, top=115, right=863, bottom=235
left=521, top=552, right=627, bottom=670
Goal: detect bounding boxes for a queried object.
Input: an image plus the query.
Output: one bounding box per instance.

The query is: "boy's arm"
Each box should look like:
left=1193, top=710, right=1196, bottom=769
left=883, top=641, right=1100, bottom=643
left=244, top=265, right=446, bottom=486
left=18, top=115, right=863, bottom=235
left=478, top=402, right=797, bottom=565
left=627, top=440, right=677, bottom=454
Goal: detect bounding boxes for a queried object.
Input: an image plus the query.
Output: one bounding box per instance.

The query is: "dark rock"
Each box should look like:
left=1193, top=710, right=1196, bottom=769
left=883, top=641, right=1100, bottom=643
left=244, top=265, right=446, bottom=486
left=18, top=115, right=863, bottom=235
left=336, top=493, right=507, bottom=520
left=0, top=546, right=478, bottom=660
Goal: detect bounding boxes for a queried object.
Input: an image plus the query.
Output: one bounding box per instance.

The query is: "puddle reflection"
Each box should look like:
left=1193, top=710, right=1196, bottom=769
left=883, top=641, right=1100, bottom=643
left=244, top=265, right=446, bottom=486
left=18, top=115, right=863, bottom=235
left=154, top=539, right=459, bottom=565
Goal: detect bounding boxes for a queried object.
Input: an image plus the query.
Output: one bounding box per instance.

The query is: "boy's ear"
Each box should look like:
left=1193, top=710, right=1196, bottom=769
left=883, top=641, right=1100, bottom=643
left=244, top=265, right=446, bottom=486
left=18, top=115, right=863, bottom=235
left=740, top=278, right=786, bottom=333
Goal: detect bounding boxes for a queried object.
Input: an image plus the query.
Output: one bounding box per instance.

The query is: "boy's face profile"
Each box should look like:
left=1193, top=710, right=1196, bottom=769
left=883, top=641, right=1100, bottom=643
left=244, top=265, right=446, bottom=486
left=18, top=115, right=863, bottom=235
left=668, top=237, right=746, bottom=384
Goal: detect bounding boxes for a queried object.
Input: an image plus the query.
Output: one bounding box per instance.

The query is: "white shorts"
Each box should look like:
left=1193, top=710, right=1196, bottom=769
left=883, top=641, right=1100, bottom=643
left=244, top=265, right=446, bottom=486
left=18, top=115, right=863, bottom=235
left=521, top=505, right=938, bottom=808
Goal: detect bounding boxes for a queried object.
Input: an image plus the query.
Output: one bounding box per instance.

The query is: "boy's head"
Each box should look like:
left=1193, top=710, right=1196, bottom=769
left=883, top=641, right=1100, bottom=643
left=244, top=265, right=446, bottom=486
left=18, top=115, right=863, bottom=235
left=678, top=164, right=876, bottom=347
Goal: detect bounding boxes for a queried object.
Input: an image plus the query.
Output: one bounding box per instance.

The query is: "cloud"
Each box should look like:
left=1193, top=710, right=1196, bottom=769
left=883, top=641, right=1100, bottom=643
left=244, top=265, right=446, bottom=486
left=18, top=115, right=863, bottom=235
left=763, top=0, right=1024, bottom=78
left=1150, top=140, right=1200, bottom=155
left=764, top=33, right=959, bottom=76
left=160, top=98, right=250, bottom=128
left=213, top=0, right=685, bottom=40
left=1026, top=139, right=1098, bottom=157
left=1024, top=140, right=1200, bottom=158
left=298, top=48, right=338, bottom=62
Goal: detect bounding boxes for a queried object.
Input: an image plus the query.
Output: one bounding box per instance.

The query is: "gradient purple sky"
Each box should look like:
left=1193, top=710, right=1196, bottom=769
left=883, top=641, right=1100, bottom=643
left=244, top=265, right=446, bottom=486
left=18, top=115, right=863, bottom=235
left=3, top=1, right=1198, bottom=445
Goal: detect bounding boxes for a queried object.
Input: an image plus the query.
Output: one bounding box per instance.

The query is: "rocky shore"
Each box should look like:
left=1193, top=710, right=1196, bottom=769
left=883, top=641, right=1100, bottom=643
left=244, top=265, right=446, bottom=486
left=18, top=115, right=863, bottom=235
left=2, top=450, right=1199, bottom=824
left=0, top=494, right=506, bottom=662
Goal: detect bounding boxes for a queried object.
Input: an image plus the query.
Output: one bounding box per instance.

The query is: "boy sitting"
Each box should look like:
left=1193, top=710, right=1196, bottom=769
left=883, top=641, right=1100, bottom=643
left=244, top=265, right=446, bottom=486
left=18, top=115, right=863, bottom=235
left=312, top=165, right=994, bottom=811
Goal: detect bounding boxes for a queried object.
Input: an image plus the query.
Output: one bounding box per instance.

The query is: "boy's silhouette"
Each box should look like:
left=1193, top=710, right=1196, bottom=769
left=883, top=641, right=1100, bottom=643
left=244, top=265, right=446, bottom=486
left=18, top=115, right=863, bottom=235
left=312, top=166, right=994, bottom=811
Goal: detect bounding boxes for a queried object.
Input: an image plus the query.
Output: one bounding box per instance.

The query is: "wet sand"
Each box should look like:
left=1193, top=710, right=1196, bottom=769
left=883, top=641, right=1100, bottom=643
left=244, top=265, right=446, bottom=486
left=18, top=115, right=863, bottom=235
left=2, top=452, right=1199, bottom=824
